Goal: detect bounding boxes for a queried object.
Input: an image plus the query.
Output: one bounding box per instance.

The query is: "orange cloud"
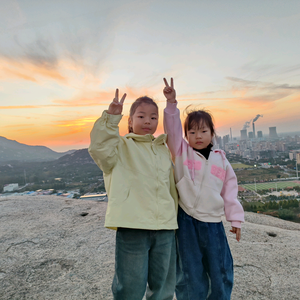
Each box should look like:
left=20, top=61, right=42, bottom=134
left=178, top=89, right=291, bottom=111
left=286, top=94, right=300, bottom=103
left=0, top=87, right=161, bottom=111
left=224, top=77, right=300, bottom=109
left=53, top=91, right=113, bottom=107
left=1, top=67, right=37, bottom=82
left=4, top=123, right=36, bottom=128
left=0, top=105, right=41, bottom=109
left=52, top=86, right=161, bottom=108
left=54, top=117, right=96, bottom=127
left=225, top=97, right=277, bottom=110
left=124, top=86, right=160, bottom=100
left=0, top=58, right=66, bottom=83
left=0, top=56, right=105, bottom=91
left=5, top=122, right=91, bottom=150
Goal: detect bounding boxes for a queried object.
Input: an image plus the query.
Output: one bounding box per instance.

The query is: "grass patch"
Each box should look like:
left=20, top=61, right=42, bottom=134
left=241, top=181, right=300, bottom=192
left=231, top=163, right=253, bottom=169
left=235, top=168, right=291, bottom=183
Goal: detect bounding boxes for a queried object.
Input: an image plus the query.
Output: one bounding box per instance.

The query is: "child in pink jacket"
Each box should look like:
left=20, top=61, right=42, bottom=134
left=163, top=78, right=244, bottom=300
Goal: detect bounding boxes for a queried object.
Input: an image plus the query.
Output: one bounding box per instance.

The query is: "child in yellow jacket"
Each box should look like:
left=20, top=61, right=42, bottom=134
left=89, top=89, right=178, bottom=300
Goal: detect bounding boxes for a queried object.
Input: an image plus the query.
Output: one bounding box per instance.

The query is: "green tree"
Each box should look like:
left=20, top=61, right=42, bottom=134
left=278, top=209, right=295, bottom=221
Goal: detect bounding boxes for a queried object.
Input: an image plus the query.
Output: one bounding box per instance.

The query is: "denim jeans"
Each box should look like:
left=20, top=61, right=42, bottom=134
left=112, top=228, right=176, bottom=300
left=176, top=206, right=233, bottom=300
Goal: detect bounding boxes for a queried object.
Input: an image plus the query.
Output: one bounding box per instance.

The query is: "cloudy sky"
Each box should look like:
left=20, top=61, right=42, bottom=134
left=1, top=0, right=300, bottom=151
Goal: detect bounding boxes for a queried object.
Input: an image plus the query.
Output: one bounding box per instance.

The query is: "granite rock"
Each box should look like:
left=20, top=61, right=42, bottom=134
left=0, top=196, right=299, bottom=300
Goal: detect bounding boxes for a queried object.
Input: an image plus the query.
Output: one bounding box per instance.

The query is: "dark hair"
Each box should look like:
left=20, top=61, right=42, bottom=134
left=183, top=106, right=215, bottom=138
left=128, top=96, right=158, bottom=133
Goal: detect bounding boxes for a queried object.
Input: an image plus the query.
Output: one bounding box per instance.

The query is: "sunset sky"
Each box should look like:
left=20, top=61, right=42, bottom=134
left=1, top=0, right=300, bottom=152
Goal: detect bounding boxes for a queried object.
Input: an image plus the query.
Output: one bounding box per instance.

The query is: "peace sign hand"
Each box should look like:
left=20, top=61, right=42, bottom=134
left=107, top=89, right=127, bottom=115
left=163, top=78, right=176, bottom=103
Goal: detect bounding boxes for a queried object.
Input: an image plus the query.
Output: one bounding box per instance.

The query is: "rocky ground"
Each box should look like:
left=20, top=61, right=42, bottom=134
left=0, top=195, right=300, bottom=300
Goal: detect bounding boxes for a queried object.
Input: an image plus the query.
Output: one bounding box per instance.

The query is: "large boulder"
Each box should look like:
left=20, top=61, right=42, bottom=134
left=0, top=196, right=299, bottom=300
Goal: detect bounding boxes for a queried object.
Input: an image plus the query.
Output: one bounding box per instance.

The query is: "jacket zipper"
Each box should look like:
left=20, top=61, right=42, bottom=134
left=152, top=141, right=159, bottom=228
left=191, top=158, right=208, bottom=218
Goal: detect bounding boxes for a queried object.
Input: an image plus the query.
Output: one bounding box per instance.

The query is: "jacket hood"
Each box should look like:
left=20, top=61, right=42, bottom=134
left=124, top=133, right=167, bottom=145
left=213, top=149, right=227, bottom=161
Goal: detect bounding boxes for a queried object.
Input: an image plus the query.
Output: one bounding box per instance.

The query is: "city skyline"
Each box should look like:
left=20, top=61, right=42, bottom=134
left=1, top=1, right=300, bottom=151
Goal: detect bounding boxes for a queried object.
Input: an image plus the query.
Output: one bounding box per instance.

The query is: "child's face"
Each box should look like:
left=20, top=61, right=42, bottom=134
left=128, top=103, right=158, bottom=135
left=186, top=124, right=213, bottom=150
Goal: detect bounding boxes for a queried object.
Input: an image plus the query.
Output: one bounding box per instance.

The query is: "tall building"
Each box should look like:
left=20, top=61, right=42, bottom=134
left=215, top=136, right=222, bottom=148
left=290, top=150, right=300, bottom=162
left=269, top=127, right=278, bottom=139
left=240, top=129, right=247, bottom=140
left=223, top=134, right=230, bottom=147
left=248, top=132, right=254, bottom=139
left=257, top=131, right=263, bottom=138
left=276, top=142, right=286, bottom=152
left=297, top=153, right=300, bottom=164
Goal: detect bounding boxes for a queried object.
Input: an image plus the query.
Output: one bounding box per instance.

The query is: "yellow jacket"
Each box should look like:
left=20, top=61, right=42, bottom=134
left=88, top=111, right=178, bottom=230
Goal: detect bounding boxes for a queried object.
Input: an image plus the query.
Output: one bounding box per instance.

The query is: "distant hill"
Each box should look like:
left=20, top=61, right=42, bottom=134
left=0, top=136, right=76, bottom=162
left=56, top=148, right=95, bottom=165
left=0, top=148, right=101, bottom=190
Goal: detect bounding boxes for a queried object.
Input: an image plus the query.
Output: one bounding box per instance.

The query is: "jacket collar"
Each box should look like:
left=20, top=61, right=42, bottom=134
left=124, top=133, right=167, bottom=145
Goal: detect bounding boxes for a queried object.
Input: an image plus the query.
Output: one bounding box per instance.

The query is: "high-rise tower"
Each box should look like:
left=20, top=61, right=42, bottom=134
left=252, top=122, right=256, bottom=138
left=257, top=131, right=263, bottom=138
left=240, top=129, right=247, bottom=140
left=269, top=127, right=278, bottom=139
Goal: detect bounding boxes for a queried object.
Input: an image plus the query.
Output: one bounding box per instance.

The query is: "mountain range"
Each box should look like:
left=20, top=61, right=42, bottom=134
left=0, top=139, right=100, bottom=191
left=0, top=136, right=76, bottom=162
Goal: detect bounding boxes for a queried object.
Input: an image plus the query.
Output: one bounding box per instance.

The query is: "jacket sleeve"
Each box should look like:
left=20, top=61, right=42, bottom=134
left=88, top=110, right=122, bottom=174
left=169, top=166, right=179, bottom=214
left=221, top=161, right=245, bottom=228
left=163, top=101, right=185, bottom=157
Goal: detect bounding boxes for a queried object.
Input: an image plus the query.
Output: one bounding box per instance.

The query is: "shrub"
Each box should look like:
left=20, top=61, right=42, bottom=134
left=278, top=209, right=295, bottom=221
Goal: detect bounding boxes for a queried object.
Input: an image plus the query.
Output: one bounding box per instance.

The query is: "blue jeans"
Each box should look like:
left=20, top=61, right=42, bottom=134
left=176, top=206, right=233, bottom=300
left=112, top=228, right=176, bottom=300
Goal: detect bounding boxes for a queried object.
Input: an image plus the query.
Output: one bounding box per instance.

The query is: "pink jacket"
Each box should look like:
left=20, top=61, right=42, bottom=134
left=164, top=102, right=244, bottom=228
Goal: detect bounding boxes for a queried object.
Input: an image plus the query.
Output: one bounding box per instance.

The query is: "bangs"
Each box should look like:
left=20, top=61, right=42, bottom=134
left=188, top=118, right=209, bottom=131
left=184, top=109, right=215, bottom=137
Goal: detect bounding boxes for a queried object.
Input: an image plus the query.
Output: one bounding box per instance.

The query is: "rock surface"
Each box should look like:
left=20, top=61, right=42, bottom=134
left=0, top=195, right=300, bottom=300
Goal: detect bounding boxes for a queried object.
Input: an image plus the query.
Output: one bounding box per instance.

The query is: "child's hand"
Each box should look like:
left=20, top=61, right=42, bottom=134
left=230, top=227, right=241, bottom=242
left=107, top=89, right=127, bottom=115
left=163, top=78, right=176, bottom=103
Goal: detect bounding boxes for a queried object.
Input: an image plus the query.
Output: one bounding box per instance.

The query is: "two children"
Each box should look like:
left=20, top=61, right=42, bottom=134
left=88, top=79, right=244, bottom=300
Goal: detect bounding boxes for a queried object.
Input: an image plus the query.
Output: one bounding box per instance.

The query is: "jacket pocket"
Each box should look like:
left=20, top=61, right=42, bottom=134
left=119, top=188, right=130, bottom=202
left=211, top=165, right=226, bottom=181
left=108, top=182, right=130, bottom=203
left=195, top=187, right=224, bottom=215
left=176, top=176, right=199, bottom=210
